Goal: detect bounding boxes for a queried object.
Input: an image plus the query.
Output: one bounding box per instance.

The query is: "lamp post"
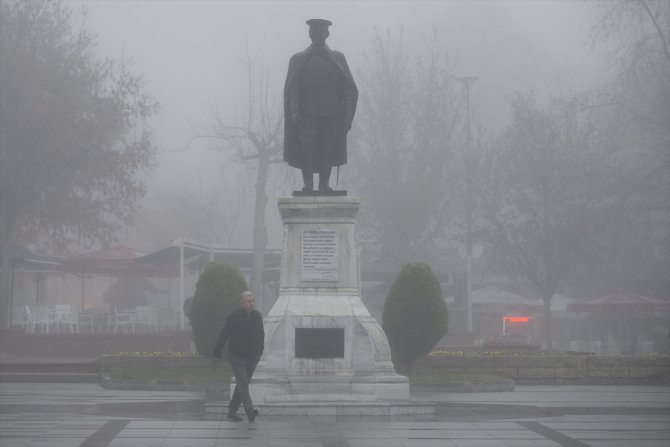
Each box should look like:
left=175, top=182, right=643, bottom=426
left=456, top=76, right=479, bottom=335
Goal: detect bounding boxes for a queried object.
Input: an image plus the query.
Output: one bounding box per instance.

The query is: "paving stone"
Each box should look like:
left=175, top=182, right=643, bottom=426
left=0, top=383, right=668, bottom=447
left=451, top=441, right=508, bottom=447
left=348, top=439, right=403, bottom=447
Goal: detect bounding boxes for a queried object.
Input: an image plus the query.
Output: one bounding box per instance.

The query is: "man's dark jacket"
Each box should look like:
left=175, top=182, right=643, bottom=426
left=283, top=44, right=358, bottom=170
left=213, top=309, right=264, bottom=358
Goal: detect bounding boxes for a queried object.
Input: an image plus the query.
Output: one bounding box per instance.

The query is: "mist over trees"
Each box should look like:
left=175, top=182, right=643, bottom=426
left=345, top=1, right=668, bottom=349
left=582, top=0, right=670, bottom=299
left=1, top=0, right=667, bottom=348
left=0, top=0, right=157, bottom=328
left=347, top=32, right=460, bottom=262
left=474, top=93, right=620, bottom=349
left=126, top=176, right=249, bottom=250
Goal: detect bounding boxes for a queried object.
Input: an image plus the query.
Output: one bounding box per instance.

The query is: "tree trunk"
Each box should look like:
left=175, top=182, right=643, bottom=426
left=0, top=211, right=17, bottom=329
left=250, top=154, right=269, bottom=312
left=0, top=250, right=12, bottom=329
left=542, top=296, right=553, bottom=351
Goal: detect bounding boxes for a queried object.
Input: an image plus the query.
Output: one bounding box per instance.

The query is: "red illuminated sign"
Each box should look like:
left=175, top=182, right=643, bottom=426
left=504, top=316, right=531, bottom=323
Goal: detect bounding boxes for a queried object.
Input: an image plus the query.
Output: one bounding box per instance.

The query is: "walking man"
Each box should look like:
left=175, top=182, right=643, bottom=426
left=214, top=291, right=265, bottom=422
left=284, top=18, right=358, bottom=193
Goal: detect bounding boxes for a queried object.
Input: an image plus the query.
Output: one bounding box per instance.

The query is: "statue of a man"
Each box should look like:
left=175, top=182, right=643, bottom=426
left=283, top=19, right=358, bottom=193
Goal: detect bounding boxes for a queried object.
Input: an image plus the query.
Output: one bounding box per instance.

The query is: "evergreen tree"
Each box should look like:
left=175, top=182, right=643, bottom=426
left=0, top=0, right=157, bottom=327
left=190, top=262, right=247, bottom=357
left=382, top=262, right=448, bottom=372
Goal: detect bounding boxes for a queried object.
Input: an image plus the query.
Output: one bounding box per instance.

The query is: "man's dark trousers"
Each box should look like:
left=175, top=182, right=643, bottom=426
left=228, top=351, right=260, bottom=417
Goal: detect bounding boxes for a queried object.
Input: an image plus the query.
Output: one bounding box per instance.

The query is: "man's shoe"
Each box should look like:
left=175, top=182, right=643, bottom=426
left=227, top=413, right=242, bottom=421
left=248, top=409, right=259, bottom=422
left=318, top=185, right=334, bottom=192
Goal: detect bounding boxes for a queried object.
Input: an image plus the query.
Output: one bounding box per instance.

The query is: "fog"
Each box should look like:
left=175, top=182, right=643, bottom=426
left=70, top=0, right=604, bottom=249
left=3, top=0, right=668, bottom=352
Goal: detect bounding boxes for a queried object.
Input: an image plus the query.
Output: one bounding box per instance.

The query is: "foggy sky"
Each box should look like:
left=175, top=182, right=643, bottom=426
left=68, top=0, right=604, bottom=248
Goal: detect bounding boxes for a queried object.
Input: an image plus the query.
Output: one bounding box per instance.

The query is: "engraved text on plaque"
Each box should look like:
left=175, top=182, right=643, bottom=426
left=301, top=229, right=338, bottom=281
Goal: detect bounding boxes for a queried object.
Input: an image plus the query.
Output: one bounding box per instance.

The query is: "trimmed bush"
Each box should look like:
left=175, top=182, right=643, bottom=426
left=190, top=262, right=247, bottom=357
left=382, top=262, right=448, bottom=372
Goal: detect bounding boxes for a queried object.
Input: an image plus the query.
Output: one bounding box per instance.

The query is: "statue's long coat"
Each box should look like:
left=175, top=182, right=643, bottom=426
left=283, top=45, right=358, bottom=170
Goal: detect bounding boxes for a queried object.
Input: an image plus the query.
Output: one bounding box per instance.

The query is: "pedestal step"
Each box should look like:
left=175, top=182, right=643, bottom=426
left=264, top=393, right=378, bottom=403
left=205, top=399, right=435, bottom=417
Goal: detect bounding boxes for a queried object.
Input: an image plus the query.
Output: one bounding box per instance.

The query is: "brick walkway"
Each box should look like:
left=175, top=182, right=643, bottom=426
left=0, top=383, right=668, bottom=447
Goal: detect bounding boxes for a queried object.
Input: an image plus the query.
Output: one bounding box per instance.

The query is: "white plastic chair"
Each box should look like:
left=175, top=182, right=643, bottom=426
left=23, top=305, right=38, bottom=334
left=109, top=307, right=135, bottom=333
left=24, top=305, right=53, bottom=334
left=21, top=305, right=33, bottom=333
left=54, top=304, right=78, bottom=333
left=133, top=306, right=158, bottom=333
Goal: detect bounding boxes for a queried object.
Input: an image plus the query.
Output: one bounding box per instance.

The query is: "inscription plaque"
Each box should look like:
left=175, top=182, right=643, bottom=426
left=295, top=328, right=344, bottom=358
left=301, top=229, right=338, bottom=281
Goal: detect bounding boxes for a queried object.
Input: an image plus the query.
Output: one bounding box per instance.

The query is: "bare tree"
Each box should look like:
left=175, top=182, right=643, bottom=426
left=191, top=54, right=283, bottom=302
left=0, top=1, right=157, bottom=327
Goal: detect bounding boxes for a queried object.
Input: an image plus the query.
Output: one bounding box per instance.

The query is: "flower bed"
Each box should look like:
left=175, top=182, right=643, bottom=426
left=98, top=351, right=670, bottom=391
left=419, top=352, right=670, bottom=385
left=99, top=353, right=231, bottom=392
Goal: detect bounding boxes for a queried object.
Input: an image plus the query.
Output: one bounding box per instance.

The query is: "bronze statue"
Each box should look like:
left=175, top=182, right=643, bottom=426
left=283, top=19, right=358, bottom=194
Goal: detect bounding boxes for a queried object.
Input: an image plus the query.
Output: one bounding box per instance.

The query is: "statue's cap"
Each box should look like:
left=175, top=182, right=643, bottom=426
left=306, top=19, right=332, bottom=30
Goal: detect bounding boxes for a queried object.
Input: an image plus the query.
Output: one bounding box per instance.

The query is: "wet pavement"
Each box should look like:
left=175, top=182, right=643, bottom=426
left=0, top=383, right=668, bottom=447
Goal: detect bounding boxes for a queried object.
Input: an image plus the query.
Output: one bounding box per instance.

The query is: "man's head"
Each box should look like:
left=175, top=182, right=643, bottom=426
left=307, top=19, right=331, bottom=47
left=240, top=291, right=255, bottom=313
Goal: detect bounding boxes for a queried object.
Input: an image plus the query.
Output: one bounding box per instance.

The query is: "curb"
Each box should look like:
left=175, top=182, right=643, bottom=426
left=0, top=372, right=99, bottom=383
left=411, top=379, right=515, bottom=393
left=100, top=376, right=230, bottom=392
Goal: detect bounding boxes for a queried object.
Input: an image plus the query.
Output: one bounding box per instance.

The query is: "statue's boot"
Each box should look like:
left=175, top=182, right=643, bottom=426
left=318, top=166, right=333, bottom=192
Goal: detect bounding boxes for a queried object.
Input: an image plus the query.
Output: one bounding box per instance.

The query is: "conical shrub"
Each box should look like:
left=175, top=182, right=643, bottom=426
left=382, top=262, right=448, bottom=372
left=190, top=262, right=247, bottom=357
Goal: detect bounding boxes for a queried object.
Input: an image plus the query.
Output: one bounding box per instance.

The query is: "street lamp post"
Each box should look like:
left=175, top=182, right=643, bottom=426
left=456, top=76, right=479, bottom=335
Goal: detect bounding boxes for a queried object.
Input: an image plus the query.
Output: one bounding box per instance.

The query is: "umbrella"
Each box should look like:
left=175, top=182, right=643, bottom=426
left=59, top=246, right=146, bottom=310
left=567, top=292, right=669, bottom=313
left=471, top=285, right=540, bottom=306
left=60, top=246, right=176, bottom=277
left=60, top=246, right=145, bottom=275
left=567, top=292, right=669, bottom=355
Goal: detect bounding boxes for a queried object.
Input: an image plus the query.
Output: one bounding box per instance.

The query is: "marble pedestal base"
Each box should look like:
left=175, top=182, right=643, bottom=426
left=249, top=196, right=410, bottom=407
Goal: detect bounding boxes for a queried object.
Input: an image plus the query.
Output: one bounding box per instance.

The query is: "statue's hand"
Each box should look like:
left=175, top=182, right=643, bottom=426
left=291, top=112, right=300, bottom=124
left=344, top=120, right=352, bottom=132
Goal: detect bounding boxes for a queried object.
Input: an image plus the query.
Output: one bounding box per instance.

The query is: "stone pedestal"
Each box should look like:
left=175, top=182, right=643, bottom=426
left=246, top=196, right=416, bottom=414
